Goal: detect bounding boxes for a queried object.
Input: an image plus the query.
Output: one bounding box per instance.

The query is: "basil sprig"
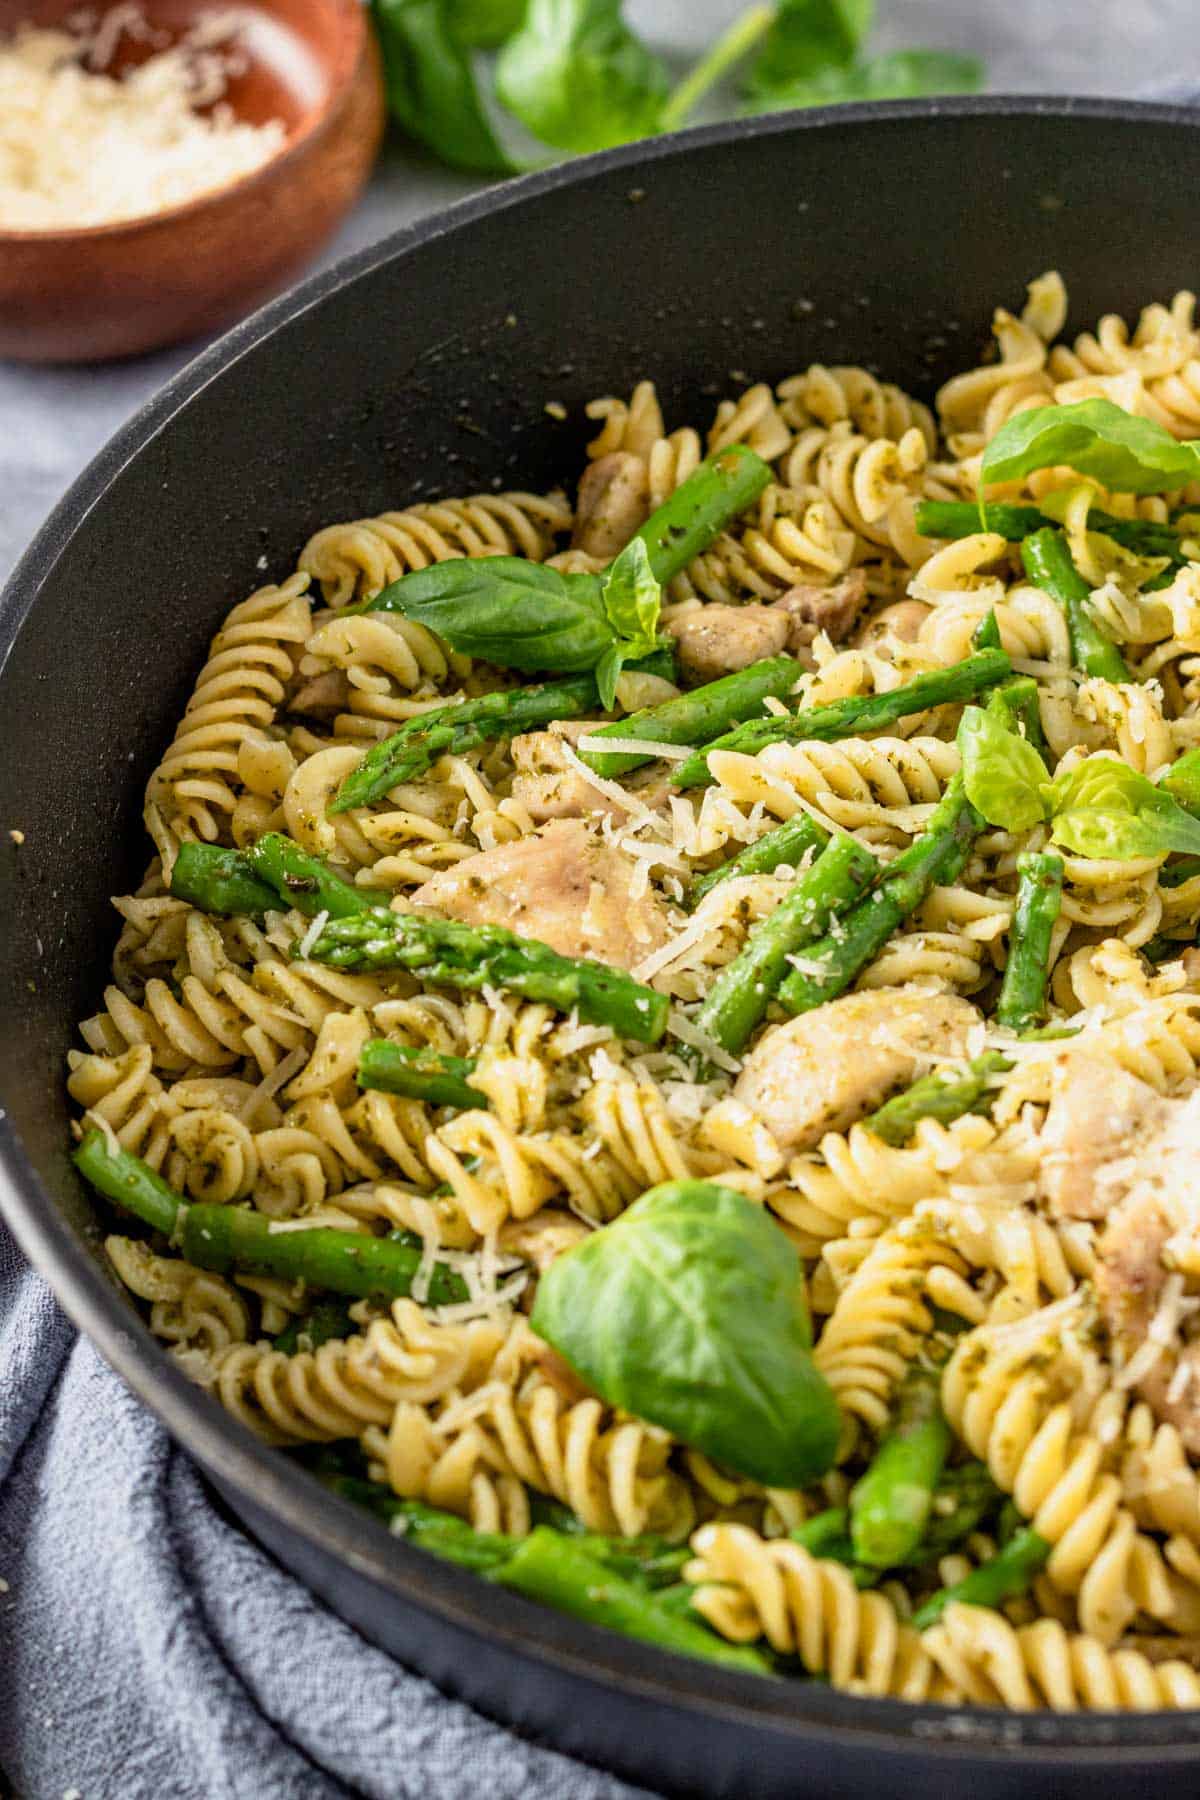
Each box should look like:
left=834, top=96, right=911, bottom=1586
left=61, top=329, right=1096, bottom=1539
left=980, top=399, right=1200, bottom=500
left=530, top=1179, right=841, bottom=1487
left=959, top=704, right=1049, bottom=834
left=960, top=709, right=1200, bottom=862
left=366, top=535, right=664, bottom=709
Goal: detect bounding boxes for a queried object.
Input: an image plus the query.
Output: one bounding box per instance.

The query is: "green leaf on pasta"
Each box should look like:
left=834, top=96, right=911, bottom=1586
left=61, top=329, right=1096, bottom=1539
left=1046, top=756, right=1200, bottom=860
left=957, top=704, right=1050, bottom=832
left=365, top=557, right=616, bottom=675
left=530, top=1179, right=841, bottom=1488
left=980, top=399, right=1200, bottom=498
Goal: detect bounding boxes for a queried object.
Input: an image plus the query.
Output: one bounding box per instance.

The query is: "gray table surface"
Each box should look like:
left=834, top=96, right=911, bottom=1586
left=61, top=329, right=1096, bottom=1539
left=2, top=0, right=1198, bottom=587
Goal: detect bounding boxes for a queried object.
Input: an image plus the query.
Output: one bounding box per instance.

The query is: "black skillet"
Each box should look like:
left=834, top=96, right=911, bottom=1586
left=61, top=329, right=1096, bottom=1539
left=3, top=99, right=1200, bottom=1800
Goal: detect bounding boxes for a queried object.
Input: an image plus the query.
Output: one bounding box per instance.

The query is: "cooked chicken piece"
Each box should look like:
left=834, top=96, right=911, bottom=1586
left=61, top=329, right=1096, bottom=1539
left=411, top=819, right=669, bottom=971
left=775, top=569, right=870, bottom=650
left=498, top=1208, right=591, bottom=1271
left=1095, top=1091, right=1200, bottom=1452
left=510, top=721, right=623, bottom=823
left=571, top=452, right=649, bottom=561
left=666, top=604, right=790, bottom=685
left=290, top=669, right=350, bottom=719
left=733, top=988, right=979, bottom=1152
left=856, top=599, right=932, bottom=649
left=1036, top=1049, right=1162, bottom=1221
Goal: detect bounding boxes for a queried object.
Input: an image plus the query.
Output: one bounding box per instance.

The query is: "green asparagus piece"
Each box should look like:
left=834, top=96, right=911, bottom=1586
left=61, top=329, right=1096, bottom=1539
left=850, top=1366, right=953, bottom=1570
left=789, top=1510, right=875, bottom=1588
left=864, top=1051, right=1013, bottom=1146
left=972, top=608, right=1003, bottom=651
left=170, top=835, right=388, bottom=920
left=170, top=843, right=278, bottom=917
left=1161, top=747, right=1200, bottom=816
left=914, top=1463, right=1006, bottom=1564
left=357, top=1039, right=485, bottom=1109
left=74, top=1130, right=469, bottom=1304
left=1022, top=527, right=1132, bottom=683
left=911, top=1526, right=1051, bottom=1630
left=996, top=851, right=1064, bottom=1034
left=493, top=1528, right=775, bottom=1676
left=694, top=834, right=879, bottom=1054
left=987, top=675, right=1049, bottom=759
left=1160, top=856, right=1200, bottom=890
left=580, top=655, right=807, bottom=779
left=272, top=1299, right=357, bottom=1355
left=330, top=673, right=600, bottom=814
left=322, top=1477, right=517, bottom=1571
left=628, top=445, right=773, bottom=585
left=777, top=775, right=983, bottom=1014
left=673, top=649, right=1012, bottom=789
left=303, top=911, right=669, bottom=1043
left=245, top=833, right=390, bottom=917
left=688, top=814, right=831, bottom=908
left=917, top=498, right=1185, bottom=561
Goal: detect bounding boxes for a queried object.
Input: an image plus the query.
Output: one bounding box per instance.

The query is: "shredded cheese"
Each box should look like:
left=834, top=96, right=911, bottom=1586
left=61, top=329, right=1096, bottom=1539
left=295, top=909, right=329, bottom=963
left=0, top=10, right=286, bottom=231
left=574, top=734, right=693, bottom=762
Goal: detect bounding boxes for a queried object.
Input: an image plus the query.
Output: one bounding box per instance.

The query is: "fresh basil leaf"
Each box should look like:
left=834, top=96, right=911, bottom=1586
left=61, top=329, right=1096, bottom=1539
left=593, top=643, right=623, bottom=712
left=530, top=1179, right=841, bottom=1487
left=370, top=557, right=615, bottom=672
left=1161, top=748, right=1200, bottom=818
left=980, top=399, right=1200, bottom=499
left=957, top=704, right=1049, bottom=833
left=372, top=0, right=517, bottom=174
left=447, top=0, right=525, bottom=48
left=495, top=0, right=669, bottom=154
left=753, top=47, right=981, bottom=109
left=743, top=0, right=870, bottom=102
left=1046, top=756, right=1200, bottom=860
left=601, top=536, right=661, bottom=656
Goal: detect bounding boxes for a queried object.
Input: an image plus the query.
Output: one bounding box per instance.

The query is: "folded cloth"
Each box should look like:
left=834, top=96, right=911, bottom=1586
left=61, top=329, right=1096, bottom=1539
left=0, top=1219, right=653, bottom=1800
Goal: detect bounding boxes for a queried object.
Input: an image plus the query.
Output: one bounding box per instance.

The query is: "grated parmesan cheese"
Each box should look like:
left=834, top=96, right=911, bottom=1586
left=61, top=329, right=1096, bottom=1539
left=574, top=734, right=693, bottom=762
left=0, top=11, right=286, bottom=231
left=295, top=909, right=329, bottom=963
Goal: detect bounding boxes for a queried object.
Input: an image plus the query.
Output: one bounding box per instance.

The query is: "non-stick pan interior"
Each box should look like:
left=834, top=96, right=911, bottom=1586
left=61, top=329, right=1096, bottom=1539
left=5, top=101, right=1200, bottom=1797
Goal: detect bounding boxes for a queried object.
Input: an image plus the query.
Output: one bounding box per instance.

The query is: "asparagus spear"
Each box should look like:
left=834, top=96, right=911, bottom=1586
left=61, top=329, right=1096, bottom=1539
left=1021, top=527, right=1132, bottom=683
left=272, top=1299, right=357, bottom=1355
left=672, top=649, right=1012, bottom=789
left=914, top=1463, right=1005, bottom=1563
left=694, top=833, right=879, bottom=1054
left=688, top=814, right=831, bottom=909
left=170, top=844, right=278, bottom=918
left=788, top=1510, right=875, bottom=1588
left=911, top=1526, right=1051, bottom=1630
left=972, top=608, right=1003, bottom=651
left=627, top=445, right=773, bottom=585
left=170, top=836, right=387, bottom=920
left=987, top=675, right=1049, bottom=759
left=492, top=1528, right=775, bottom=1676
left=303, top=911, right=669, bottom=1043
left=246, top=833, right=390, bottom=917
left=580, top=655, right=807, bottom=779
left=864, top=1051, right=1013, bottom=1146
left=330, top=674, right=600, bottom=814
left=777, top=775, right=983, bottom=1014
left=75, top=1130, right=469, bottom=1304
left=357, top=1039, right=486, bottom=1110
left=996, top=851, right=1064, bottom=1034
left=917, top=498, right=1184, bottom=561
left=850, top=1365, right=952, bottom=1570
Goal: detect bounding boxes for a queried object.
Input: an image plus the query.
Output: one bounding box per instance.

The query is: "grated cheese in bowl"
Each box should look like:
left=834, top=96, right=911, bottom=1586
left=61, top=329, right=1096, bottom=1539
left=0, top=8, right=287, bottom=231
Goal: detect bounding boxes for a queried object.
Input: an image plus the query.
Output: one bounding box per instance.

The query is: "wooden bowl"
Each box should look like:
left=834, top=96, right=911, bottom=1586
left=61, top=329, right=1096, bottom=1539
left=0, top=0, right=385, bottom=362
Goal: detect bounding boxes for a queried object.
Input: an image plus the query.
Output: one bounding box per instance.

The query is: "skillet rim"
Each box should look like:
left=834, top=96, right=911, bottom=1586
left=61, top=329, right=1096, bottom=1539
left=6, top=96, right=1200, bottom=1767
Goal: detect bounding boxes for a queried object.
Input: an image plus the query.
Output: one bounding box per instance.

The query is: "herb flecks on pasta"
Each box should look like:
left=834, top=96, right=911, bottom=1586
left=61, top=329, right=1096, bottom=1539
left=72, top=270, right=1200, bottom=1705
